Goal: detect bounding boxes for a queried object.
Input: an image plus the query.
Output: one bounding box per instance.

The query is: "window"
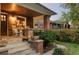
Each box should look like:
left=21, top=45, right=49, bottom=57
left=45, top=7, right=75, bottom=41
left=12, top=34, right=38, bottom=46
left=1, top=14, right=7, bottom=21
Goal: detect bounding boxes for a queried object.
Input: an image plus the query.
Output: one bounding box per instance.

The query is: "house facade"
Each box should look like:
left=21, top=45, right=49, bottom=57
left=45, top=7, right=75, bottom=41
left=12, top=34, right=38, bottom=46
left=0, top=3, right=56, bottom=36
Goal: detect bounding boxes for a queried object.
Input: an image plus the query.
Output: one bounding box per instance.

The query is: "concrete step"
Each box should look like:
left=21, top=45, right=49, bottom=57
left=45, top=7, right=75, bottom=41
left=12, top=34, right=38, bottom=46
left=0, top=47, right=8, bottom=54
left=12, top=49, right=37, bottom=55
left=0, top=41, right=38, bottom=55
left=8, top=45, right=31, bottom=54
left=7, top=41, right=30, bottom=49
left=7, top=41, right=31, bottom=54
left=0, top=41, right=29, bottom=51
left=7, top=38, right=22, bottom=44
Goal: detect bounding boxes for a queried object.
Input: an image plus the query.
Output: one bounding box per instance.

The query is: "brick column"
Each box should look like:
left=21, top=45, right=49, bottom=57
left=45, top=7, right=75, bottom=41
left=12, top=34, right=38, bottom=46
left=0, top=3, right=1, bottom=9
left=44, top=15, right=50, bottom=30
left=0, top=3, right=1, bottom=37
left=32, top=40, right=44, bottom=54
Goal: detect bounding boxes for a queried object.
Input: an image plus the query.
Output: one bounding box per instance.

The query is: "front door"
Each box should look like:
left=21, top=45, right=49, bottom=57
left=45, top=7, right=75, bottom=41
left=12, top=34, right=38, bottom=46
left=0, top=14, right=7, bottom=36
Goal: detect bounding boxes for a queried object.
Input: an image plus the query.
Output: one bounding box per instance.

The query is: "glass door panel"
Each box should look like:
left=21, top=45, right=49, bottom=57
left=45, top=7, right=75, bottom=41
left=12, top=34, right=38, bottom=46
left=0, top=14, right=7, bottom=36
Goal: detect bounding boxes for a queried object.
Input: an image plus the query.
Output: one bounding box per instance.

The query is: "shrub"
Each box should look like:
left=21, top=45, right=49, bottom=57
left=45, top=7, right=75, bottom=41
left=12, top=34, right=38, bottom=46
left=34, top=29, right=79, bottom=46
left=33, top=30, right=43, bottom=36
left=57, top=31, right=74, bottom=42
left=73, top=31, right=79, bottom=44
left=34, top=30, right=58, bottom=48
left=40, top=31, right=57, bottom=47
left=53, top=29, right=79, bottom=43
left=53, top=48, right=65, bottom=55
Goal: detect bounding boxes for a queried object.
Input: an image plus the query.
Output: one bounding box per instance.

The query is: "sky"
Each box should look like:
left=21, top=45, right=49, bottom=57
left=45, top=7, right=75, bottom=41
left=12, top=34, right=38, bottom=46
left=41, top=3, right=69, bottom=21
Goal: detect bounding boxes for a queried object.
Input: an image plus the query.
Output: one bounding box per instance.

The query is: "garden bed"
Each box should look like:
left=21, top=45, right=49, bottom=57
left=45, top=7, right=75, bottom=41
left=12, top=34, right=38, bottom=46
left=33, top=29, right=79, bottom=54
left=44, top=44, right=56, bottom=53
left=55, top=41, right=79, bottom=55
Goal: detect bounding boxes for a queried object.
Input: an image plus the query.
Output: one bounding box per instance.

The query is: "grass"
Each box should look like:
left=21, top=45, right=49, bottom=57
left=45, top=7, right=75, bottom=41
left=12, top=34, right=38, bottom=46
left=55, top=41, right=79, bottom=55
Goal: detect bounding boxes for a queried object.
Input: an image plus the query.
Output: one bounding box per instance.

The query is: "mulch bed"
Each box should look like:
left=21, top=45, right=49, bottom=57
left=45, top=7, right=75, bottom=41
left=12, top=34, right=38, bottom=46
left=43, top=44, right=56, bottom=53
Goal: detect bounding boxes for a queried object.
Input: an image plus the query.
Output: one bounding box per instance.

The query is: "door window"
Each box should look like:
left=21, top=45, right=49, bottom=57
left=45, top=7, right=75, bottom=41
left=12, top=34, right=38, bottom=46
left=0, top=14, right=7, bottom=36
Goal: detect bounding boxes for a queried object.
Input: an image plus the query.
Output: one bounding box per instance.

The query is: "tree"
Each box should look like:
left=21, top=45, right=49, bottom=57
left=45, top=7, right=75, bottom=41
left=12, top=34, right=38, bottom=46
left=61, top=3, right=79, bottom=21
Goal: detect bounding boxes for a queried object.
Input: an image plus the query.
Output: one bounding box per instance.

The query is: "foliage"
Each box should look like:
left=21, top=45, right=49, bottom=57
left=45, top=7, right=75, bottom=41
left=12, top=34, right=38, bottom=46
left=34, top=30, right=57, bottom=47
left=74, top=31, right=79, bottom=44
left=53, top=47, right=67, bottom=55
left=53, top=29, right=79, bottom=44
left=34, top=29, right=79, bottom=47
left=33, top=30, right=43, bottom=36
left=61, top=3, right=79, bottom=21
left=55, top=41, right=79, bottom=55
left=57, top=30, right=74, bottom=42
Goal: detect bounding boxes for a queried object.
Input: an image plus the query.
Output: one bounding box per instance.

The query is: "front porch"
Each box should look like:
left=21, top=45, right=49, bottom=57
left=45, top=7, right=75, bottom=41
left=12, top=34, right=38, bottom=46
left=1, top=3, right=52, bottom=37
left=0, top=3, right=56, bottom=55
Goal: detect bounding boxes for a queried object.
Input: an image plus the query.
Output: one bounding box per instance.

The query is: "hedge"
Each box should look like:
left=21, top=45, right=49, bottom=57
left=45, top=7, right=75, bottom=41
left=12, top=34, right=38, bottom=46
left=34, top=29, right=79, bottom=44
left=52, top=29, right=79, bottom=44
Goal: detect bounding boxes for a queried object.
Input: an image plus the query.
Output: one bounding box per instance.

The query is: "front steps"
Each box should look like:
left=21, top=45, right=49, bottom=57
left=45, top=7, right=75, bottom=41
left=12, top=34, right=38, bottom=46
left=0, top=39, right=38, bottom=55
left=12, top=48, right=38, bottom=55
left=7, top=41, right=31, bottom=54
left=7, top=37, right=23, bottom=44
left=8, top=41, right=38, bottom=55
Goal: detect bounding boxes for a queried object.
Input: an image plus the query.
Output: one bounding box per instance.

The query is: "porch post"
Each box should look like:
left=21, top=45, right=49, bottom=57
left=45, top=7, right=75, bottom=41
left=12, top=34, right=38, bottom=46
left=27, top=16, right=33, bottom=28
left=0, top=3, right=1, bottom=37
left=7, top=15, right=10, bottom=36
left=44, top=15, right=50, bottom=30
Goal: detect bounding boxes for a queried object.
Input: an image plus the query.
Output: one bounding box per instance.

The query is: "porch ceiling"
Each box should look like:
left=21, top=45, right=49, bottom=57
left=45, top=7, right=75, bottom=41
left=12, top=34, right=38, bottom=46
left=1, top=3, right=42, bottom=17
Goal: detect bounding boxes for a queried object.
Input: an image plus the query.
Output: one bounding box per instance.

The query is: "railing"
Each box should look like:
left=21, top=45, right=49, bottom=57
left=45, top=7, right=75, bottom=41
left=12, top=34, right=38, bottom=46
left=33, top=28, right=79, bottom=31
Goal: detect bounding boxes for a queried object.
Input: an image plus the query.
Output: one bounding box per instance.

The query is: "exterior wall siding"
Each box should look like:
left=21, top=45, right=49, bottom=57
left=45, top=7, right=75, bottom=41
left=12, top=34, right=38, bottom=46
left=33, top=15, right=44, bottom=29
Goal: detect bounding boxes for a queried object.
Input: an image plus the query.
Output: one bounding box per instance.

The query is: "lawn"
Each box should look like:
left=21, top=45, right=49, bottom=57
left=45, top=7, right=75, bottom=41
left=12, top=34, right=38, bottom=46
left=55, top=41, right=79, bottom=55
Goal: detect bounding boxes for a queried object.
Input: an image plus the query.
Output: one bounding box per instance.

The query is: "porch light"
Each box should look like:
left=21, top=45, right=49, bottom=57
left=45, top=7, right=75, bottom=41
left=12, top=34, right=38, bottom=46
left=11, top=3, right=16, bottom=11
left=9, top=15, right=17, bottom=25
left=1, top=15, right=6, bottom=21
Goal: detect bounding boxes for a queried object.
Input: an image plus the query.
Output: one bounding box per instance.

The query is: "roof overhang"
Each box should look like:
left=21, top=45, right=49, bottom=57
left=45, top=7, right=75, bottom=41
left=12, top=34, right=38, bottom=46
left=18, top=3, right=57, bottom=15
left=1, top=3, right=42, bottom=17
left=1, top=3, right=57, bottom=17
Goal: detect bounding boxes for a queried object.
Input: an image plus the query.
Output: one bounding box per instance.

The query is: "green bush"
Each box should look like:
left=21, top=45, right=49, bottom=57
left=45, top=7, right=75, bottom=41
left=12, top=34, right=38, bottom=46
left=53, top=48, right=65, bottom=55
left=34, top=30, right=58, bottom=47
left=57, top=31, right=74, bottom=42
left=33, top=30, right=43, bottom=36
left=54, top=29, right=79, bottom=44
left=73, top=31, right=79, bottom=44
left=34, top=29, right=79, bottom=46
left=40, top=31, right=57, bottom=47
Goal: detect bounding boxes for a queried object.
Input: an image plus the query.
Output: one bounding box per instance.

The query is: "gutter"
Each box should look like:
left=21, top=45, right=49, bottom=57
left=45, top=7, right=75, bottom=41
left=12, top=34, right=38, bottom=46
left=37, top=3, right=57, bottom=15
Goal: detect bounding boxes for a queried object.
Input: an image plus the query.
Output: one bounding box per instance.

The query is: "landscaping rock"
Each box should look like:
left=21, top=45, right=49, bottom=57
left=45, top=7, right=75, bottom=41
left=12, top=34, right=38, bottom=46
left=56, top=44, right=67, bottom=49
